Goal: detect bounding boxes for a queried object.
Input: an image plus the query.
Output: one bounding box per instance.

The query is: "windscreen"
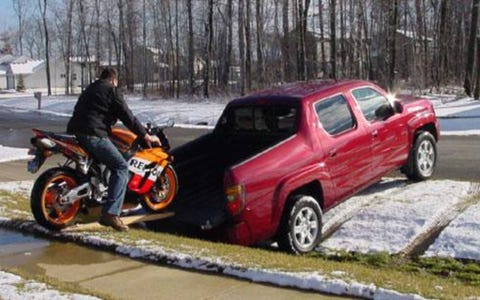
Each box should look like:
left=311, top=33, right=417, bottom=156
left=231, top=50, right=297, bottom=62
left=216, top=104, right=298, bottom=135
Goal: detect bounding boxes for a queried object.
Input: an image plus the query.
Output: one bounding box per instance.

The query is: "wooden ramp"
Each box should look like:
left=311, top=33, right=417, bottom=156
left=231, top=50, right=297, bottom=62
left=63, top=211, right=174, bottom=232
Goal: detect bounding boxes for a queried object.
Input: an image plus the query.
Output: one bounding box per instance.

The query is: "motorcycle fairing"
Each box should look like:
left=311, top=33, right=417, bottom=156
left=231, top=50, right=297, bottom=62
left=127, top=148, right=169, bottom=194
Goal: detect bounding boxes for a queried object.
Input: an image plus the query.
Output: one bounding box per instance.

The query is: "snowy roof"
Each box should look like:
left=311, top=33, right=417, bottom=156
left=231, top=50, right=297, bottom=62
left=0, top=55, right=15, bottom=64
left=9, top=60, right=44, bottom=75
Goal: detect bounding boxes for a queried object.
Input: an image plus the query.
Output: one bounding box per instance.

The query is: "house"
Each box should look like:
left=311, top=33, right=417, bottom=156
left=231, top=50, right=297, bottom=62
left=0, top=54, right=92, bottom=93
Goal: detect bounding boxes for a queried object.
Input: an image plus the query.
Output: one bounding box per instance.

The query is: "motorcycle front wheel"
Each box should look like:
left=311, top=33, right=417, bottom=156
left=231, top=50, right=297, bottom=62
left=140, top=165, right=178, bottom=212
left=31, top=167, right=82, bottom=230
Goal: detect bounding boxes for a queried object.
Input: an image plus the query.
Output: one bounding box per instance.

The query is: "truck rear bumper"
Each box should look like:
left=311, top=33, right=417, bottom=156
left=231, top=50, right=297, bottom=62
left=223, top=221, right=252, bottom=245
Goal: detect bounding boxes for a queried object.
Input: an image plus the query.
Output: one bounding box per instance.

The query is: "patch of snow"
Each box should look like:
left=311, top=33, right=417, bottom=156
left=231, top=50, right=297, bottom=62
left=320, top=180, right=471, bottom=254
left=424, top=201, right=480, bottom=261
left=0, top=270, right=100, bottom=300
left=0, top=145, right=33, bottom=163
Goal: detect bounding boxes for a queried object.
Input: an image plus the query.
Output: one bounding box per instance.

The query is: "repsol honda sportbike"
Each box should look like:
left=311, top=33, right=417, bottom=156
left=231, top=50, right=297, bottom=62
left=27, top=121, right=177, bottom=230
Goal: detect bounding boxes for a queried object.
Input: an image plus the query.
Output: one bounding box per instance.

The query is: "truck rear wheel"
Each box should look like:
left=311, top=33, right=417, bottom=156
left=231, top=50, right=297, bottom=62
left=403, top=131, right=437, bottom=181
left=277, top=195, right=323, bottom=254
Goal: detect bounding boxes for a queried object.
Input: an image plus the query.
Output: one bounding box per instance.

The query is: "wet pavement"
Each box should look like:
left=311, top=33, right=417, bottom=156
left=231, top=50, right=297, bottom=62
left=0, top=228, right=349, bottom=299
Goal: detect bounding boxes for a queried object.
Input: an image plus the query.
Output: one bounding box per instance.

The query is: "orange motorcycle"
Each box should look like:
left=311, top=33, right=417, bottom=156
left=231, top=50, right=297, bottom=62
left=27, top=121, right=177, bottom=230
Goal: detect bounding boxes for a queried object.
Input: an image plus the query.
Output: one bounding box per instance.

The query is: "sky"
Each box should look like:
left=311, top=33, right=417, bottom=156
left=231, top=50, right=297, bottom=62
left=0, top=0, right=15, bottom=31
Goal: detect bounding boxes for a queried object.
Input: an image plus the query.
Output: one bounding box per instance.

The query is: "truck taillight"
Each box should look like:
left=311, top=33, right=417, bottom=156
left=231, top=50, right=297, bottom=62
left=225, top=184, right=245, bottom=216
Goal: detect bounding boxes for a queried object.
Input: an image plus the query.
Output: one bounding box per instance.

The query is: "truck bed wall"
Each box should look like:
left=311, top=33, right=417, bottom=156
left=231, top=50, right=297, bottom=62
left=171, top=132, right=293, bottom=227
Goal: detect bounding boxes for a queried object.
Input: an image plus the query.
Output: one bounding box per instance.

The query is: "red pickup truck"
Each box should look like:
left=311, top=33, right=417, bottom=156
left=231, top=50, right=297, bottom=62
left=170, top=80, right=439, bottom=253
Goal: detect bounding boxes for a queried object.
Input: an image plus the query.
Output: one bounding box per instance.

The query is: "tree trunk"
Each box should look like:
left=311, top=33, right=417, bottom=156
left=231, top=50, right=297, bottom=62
left=465, top=0, right=479, bottom=96
left=142, top=0, right=147, bottom=97
left=65, top=0, right=73, bottom=94
left=339, top=0, right=346, bottom=77
left=187, top=0, right=195, bottom=95
left=329, top=0, right=337, bottom=79
left=175, top=0, right=180, bottom=98
left=238, top=0, right=246, bottom=95
left=318, top=0, right=327, bottom=77
left=39, top=0, right=52, bottom=95
left=387, top=0, right=399, bottom=91
left=118, top=0, right=128, bottom=87
left=203, top=0, right=214, bottom=98
left=13, top=0, right=25, bottom=56
left=282, top=0, right=291, bottom=82
left=221, top=0, right=233, bottom=93
left=255, top=0, right=264, bottom=88
left=245, top=0, right=252, bottom=91
left=474, top=36, right=480, bottom=100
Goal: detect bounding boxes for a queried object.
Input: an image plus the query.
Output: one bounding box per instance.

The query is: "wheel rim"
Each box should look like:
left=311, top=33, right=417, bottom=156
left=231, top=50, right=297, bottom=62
left=41, top=175, right=80, bottom=226
left=143, top=167, right=177, bottom=211
left=417, top=140, right=435, bottom=177
left=293, top=207, right=319, bottom=250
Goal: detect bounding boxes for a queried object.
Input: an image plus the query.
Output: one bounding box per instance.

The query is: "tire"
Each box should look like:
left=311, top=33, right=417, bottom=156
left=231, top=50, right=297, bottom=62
left=403, top=131, right=437, bottom=181
left=277, top=195, right=323, bottom=254
left=31, top=168, right=82, bottom=231
left=140, top=165, right=178, bottom=212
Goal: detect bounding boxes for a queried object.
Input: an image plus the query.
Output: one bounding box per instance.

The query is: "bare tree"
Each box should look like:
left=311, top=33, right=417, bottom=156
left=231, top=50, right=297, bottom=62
left=296, top=0, right=311, bottom=80
left=238, top=0, right=246, bottom=95
left=282, top=0, right=291, bottom=82
left=245, top=0, right=252, bottom=91
left=12, top=0, right=27, bottom=55
left=255, top=0, right=265, bottom=87
left=187, top=0, right=195, bottom=95
left=387, top=0, right=399, bottom=91
left=465, top=0, right=479, bottom=96
left=475, top=35, right=480, bottom=100
left=203, top=0, right=214, bottom=98
left=329, top=0, right=337, bottom=79
left=38, top=0, right=51, bottom=95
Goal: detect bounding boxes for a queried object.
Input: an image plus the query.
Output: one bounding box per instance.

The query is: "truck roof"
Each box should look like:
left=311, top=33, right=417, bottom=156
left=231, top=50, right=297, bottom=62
left=232, top=80, right=372, bottom=105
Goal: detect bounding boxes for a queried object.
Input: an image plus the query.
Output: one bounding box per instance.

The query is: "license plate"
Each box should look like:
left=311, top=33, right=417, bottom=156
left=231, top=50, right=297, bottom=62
left=27, top=153, right=44, bottom=173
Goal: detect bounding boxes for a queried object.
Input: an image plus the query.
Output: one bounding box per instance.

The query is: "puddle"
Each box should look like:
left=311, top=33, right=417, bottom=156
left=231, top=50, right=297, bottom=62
left=0, top=228, right=133, bottom=278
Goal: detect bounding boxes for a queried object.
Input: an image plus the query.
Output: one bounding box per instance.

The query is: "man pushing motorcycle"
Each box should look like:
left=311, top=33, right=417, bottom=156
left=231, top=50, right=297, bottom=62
left=67, top=67, right=161, bottom=231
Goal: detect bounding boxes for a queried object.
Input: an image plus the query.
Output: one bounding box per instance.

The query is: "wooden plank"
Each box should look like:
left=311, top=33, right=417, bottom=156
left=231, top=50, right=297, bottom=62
left=63, top=211, right=174, bottom=232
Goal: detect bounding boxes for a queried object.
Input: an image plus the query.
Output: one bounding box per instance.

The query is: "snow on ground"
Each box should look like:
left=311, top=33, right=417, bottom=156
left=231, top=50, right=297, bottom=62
left=425, top=200, right=480, bottom=261
left=320, top=180, right=472, bottom=254
left=0, top=94, right=225, bottom=128
left=1, top=91, right=480, bottom=133
left=426, top=95, right=480, bottom=135
left=0, top=145, right=32, bottom=163
left=0, top=270, right=100, bottom=300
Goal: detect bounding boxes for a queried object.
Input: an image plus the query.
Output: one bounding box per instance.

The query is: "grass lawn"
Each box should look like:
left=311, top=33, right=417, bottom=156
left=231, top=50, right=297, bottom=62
left=1, top=189, right=480, bottom=299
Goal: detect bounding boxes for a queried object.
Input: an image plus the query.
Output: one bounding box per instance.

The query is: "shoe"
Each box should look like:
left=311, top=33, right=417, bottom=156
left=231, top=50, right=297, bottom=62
left=99, top=213, right=129, bottom=232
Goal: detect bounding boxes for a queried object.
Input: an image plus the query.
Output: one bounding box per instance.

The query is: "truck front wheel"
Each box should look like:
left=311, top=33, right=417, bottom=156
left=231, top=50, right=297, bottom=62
left=277, top=195, right=323, bottom=254
left=403, top=131, right=437, bottom=181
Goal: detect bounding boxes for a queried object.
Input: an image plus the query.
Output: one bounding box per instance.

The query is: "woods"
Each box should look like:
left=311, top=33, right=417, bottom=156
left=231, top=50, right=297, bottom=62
left=2, top=0, right=480, bottom=98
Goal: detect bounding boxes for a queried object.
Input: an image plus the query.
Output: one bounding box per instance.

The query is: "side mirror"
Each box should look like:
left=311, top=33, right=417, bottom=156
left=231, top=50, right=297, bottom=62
left=393, top=101, right=403, bottom=114
left=375, top=103, right=395, bottom=120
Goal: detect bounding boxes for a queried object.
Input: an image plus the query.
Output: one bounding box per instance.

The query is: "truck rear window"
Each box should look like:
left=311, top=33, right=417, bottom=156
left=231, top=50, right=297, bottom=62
left=216, top=105, right=298, bottom=135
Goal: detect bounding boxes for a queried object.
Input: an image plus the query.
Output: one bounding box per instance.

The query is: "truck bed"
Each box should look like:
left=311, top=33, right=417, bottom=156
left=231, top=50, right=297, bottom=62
left=169, top=132, right=291, bottom=228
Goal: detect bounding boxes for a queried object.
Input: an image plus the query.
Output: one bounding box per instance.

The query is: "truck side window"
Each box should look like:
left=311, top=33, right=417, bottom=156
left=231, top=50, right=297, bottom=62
left=352, top=88, right=391, bottom=122
left=315, top=95, right=355, bottom=135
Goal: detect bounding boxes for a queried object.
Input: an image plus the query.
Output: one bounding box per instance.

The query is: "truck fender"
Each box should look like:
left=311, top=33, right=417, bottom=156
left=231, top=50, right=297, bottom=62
left=406, top=111, right=438, bottom=143
left=271, top=162, right=332, bottom=230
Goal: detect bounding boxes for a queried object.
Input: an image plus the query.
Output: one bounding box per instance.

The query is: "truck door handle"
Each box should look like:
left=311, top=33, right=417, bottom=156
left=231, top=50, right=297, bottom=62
left=328, top=149, right=337, bottom=157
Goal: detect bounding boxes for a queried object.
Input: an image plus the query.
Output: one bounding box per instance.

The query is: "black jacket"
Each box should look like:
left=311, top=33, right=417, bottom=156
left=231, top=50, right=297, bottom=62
left=67, top=79, right=147, bottom=138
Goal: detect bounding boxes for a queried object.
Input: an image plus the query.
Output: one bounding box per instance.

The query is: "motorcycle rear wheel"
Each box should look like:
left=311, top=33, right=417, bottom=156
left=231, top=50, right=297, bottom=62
left=31, top=167, right=82, bottom=230
left=140, top=165, right=178, bottom=212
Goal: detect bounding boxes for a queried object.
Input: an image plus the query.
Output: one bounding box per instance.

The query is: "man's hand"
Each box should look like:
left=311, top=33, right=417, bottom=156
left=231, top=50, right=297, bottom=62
left=144, top=133, right=161, bottom=148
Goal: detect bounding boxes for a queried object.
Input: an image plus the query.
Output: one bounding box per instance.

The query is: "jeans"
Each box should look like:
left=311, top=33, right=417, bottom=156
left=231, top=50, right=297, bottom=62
left=77, top=135, right=129, bottom=216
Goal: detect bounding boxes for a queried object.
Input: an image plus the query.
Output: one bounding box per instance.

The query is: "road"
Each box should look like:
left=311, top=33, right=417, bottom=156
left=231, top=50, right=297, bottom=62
left=0, top=108, right=478, bottom=181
